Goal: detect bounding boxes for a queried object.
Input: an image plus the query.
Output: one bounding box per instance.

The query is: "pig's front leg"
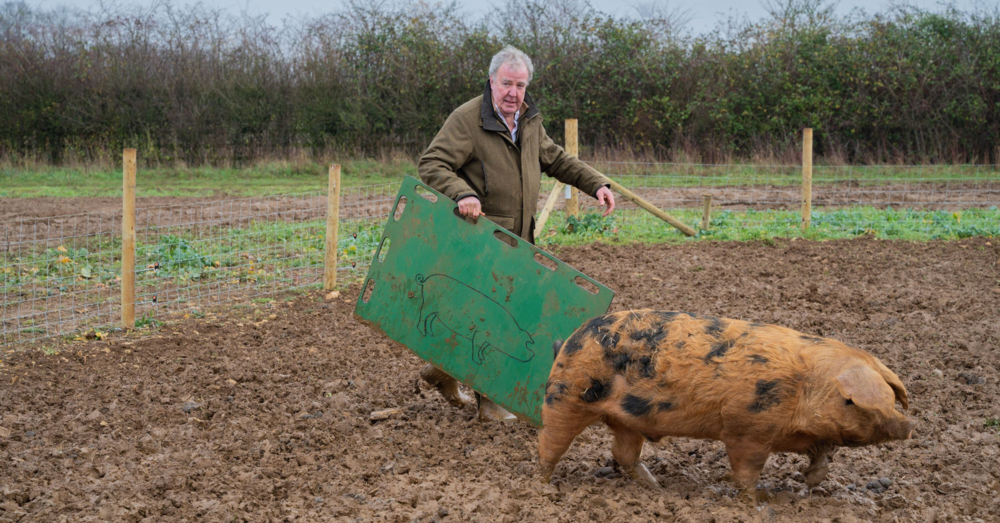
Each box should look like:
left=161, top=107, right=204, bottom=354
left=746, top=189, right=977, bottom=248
left=607, top=421, right=660, bottom=489
left=537, top=410, right=600, bottom=484
left=723, top=440, right=771, bottom=492
left=803, top=445, right=836, bottom=488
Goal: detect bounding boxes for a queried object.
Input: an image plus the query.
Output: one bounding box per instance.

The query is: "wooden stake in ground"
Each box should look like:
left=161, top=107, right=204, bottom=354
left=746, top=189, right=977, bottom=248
left=324, top=164, right=342, bottom=291
left=701, top=194, right=713, bottom=231
left=121, top=149, right=136, bottom=329
left=606, top=179, right=697, bottom=237
left=565, top=119, right=580, bottom=219
left=534, top=181, right=565, bottom=239
left=802, top=128, right=813, bottom=231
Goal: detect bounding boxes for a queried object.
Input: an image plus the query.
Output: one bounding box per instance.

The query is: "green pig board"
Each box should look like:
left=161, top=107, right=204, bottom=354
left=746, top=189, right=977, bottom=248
left=353, top=176, right=615, bottom=426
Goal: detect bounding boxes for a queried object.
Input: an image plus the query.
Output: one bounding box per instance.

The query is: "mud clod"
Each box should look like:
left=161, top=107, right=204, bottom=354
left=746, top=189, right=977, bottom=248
left=958, top=372, right=985, bottom=385
left=594, top=466, right=615, bottom=478
left=866, top=480, right=890, bottom=494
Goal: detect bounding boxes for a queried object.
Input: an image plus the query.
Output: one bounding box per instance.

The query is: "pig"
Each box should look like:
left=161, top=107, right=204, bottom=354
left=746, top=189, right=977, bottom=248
left=537, top=310, right=915, bottom=492
left=415, top=273, right=536, bottom=364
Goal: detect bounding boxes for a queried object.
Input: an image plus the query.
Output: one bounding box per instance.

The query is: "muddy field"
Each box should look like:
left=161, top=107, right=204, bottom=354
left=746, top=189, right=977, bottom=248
left=1, top=237, right=999, bottom=522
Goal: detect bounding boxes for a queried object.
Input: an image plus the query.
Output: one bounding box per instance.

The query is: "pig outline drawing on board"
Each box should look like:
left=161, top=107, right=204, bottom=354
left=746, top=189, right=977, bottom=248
left=537, top=309, right=916, bottom=497
left=414, top=273, right=535, bottom=364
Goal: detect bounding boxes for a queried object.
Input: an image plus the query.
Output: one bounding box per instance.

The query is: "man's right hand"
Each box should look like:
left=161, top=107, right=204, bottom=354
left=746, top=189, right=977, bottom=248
left=457, top=196, right=482, bottom=221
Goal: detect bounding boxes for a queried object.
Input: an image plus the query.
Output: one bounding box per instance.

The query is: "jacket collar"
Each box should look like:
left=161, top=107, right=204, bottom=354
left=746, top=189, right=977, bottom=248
left=480, top=80, right=539, bottom=133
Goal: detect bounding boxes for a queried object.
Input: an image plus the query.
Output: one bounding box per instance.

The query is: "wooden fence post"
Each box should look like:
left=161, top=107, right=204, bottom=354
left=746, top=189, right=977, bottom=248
left=701, top=194, right=712, bottom=231
left=121, top=149, right=136, bottom=329
left=324, top=164, right=342, bottom=291
left=565, top=119, right=579, bottom=219
left=801, top=128, right=813, bottom=231
left=534, top=181, right=564, bottom=240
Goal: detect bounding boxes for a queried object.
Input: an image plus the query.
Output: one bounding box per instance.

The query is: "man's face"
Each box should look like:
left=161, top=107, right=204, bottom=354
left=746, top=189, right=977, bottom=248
left=490, top=62, right=529, bottom=120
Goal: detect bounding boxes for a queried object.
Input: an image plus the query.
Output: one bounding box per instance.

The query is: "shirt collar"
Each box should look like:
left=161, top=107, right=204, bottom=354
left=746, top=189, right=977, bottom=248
left=492, top=101, right=520, bottom=129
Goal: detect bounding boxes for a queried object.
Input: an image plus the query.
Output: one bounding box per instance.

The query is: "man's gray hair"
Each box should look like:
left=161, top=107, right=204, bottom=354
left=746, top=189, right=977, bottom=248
left=489, top=46, right=534, bottom=84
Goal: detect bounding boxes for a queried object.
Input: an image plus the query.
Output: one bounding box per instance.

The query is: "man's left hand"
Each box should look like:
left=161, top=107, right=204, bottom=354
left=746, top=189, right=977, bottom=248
left=595, top=186, right=616, bottom=217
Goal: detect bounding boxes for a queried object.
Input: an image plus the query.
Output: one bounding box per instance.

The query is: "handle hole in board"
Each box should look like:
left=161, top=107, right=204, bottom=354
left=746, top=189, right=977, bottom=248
left=393, top=196, right=407, bottom=221
left=493, top=229, right=518, bottom=248
left=376, top=238, right=391, bottom=263
left=414, top=186, right=438, bottom=203
left=362, top=279, right=375, bottom=303
left=534, top=252, right=558, bottom=271
left=574, top=276, right=599, bottom=295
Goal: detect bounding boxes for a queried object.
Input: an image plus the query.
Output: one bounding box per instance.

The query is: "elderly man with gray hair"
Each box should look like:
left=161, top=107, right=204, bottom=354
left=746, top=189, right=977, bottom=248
left=418, top=45, right=616, bottom=421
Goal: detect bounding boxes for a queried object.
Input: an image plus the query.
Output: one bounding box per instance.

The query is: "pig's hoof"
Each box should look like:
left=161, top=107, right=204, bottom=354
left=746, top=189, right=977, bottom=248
left=478, top=399, right=517, bottom=422
left=536, top=464, right=555, bottom=485
left=804, top=466, right=829, bottom=488
left=629, top=464, right=661, bottom=490
left=735, top=486, right=770, bottom=505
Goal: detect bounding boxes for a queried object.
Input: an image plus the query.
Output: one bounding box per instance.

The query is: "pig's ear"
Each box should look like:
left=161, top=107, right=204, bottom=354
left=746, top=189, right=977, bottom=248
left=873, top=360, right=909, bottom=410
left=835, top=365, right=896, bottom=413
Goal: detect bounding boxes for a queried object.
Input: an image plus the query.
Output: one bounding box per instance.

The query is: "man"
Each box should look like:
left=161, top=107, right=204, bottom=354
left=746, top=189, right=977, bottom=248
left=418, top=45, right=616, bottom=421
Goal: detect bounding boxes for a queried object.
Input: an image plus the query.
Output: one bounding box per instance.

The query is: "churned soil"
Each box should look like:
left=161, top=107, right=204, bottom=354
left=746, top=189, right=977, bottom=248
left=1, top=237, right=999, bottom=522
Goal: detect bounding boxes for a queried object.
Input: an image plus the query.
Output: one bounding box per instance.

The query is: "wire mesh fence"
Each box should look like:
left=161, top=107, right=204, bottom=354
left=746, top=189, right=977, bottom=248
left=4, top=162, right=998, bottom=347
left=2, top=212, right=123, bottom=346
left=539, top=163, right=1000, bottom=241
left=2, top=184, right=399, bottom=346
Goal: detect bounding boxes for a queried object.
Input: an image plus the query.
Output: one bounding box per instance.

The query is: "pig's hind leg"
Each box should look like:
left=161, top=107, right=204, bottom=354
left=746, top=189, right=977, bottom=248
left=606, top=420, right=660, bottom=489
left=537, top=408, right=600, bottom=484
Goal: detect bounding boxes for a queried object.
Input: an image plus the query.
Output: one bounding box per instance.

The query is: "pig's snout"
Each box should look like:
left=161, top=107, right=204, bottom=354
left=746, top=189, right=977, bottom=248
left=875, top=418, right=917, bottom=444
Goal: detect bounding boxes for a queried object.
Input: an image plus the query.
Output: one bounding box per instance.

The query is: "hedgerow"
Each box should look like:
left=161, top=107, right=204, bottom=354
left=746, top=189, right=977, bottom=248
left=0, top=0, right=996, bottom=164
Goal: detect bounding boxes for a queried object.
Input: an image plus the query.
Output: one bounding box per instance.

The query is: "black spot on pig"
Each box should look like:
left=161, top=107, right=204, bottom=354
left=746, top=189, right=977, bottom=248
left=748, top=379, right=783, bottom=413
left=562, top=332, right=586, bottom=356
left=605, top=350, right=656, bottom=379
left=581, top=379, right=611, bottom=403
left=747, top=354, right=769, bottom=365
left=621, top=394, right=653, bottom=416
left=637, top=356, right=655, bottom=378
left=606, top=352, right=631, bottom=373
left=704, top=317, right=726, bottom=338
left=704, top=338, right=736, bottom=363
left=801, top=335, right=823, bottom=343
left=545, top=382, right=569, bottom=405
left=657, top=401, right=674, bottom=412
left=584, top=315, right=615, bottom=335
left=556, top=363, right=564, bottom=368
left=630, top=326, right=668, bottom=348
left=597, top=331, right=621, bottom=351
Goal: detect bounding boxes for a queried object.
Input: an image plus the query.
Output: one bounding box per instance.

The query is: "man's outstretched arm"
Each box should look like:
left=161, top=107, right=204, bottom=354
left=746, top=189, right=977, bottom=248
left=538, top=123, right=616, bottom=217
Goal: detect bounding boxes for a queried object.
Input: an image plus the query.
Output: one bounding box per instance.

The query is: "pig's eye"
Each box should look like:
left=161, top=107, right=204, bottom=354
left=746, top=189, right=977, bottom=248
left=845, top=399, right=855, bottom=406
